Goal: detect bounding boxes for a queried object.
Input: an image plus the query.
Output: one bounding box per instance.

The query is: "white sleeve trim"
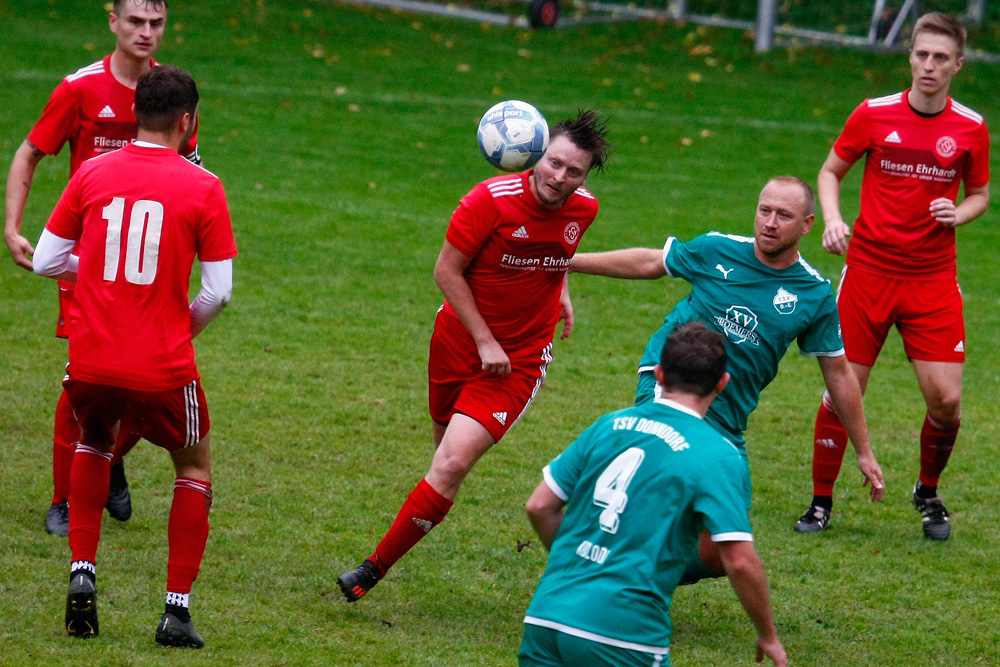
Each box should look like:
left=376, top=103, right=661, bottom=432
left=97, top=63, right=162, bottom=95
left=800, top=348, right=846, bottom=358
left=33, top=229, right=78, bottom=281
left=542, top=465, right=569, bottom=502
left=710, top=531, right=754, bottom=543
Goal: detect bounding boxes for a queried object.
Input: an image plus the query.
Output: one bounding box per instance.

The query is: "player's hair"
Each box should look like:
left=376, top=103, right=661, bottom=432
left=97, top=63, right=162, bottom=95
left=135, top=66, right=198, bottom=134
left=764, top=175, right=815, bottom=218
left=550, top=110, right=611, bottom=173
left=113, top=0, right=168, bottom=13
left=659, top=322, right=727, bottom=397
left=912, top=12, right=966, bottom=58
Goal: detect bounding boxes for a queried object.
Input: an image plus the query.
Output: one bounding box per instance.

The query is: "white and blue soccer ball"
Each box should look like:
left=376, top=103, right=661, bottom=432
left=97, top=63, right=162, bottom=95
left=477, top=100, right=549, bottom=172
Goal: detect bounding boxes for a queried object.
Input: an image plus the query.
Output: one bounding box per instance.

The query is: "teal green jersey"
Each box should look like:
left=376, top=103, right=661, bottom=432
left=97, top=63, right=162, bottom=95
left=638, top=232, right=843, bottom=444
left=523, top=398, right=751, bottom=653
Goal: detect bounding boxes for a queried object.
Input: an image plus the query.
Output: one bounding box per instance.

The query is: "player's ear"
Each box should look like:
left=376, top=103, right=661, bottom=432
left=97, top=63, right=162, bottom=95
left=715, top=372, right=731, bottom=395
left=653, top=364, right=666, bottom=390
left=801, top=213, right=815, bottom=235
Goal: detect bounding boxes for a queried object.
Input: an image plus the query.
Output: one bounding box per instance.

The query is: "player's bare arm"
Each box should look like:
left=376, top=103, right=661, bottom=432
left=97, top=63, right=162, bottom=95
left=817, top=355, right=885, bottom=500
left=4, top=139, right=48, bottom=270
left=570, top=247, right=666, bottom=279
left=817, top=149, right=855, bottom=256
left=524, top=480, right=565, bottom=551
left=931, top=183, right=989, bottom=228
left=558, top=272, right=573, bottom=340
left=717, top=540, right=788, bottom=667
left=433, top=239, right=510, bottom=376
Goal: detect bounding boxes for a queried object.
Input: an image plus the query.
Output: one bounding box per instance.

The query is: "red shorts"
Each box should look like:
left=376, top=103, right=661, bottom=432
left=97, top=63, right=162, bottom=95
left=63, top=377, right=210, bottom=452
left=428, top=318, right=552, bottom=442
left=56, top=283, right=73, bottom=339
left=837, top=265, right=965, bottom=366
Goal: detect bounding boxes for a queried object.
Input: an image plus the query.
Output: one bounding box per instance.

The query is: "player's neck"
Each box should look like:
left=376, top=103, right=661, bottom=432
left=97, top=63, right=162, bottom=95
left=136, top=130, right=182, bottom=153
left=109, top=50, right=154, bottom=89
left=906, top=87, right=949, bottom=115
left=658, top=392, right=712, bottom=418
left=753, top=244, right=799, bottom=270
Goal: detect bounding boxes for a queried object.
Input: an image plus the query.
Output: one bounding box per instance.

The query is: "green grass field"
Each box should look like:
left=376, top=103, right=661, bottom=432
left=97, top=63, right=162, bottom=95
left=2, top=1, right=999, bottom=665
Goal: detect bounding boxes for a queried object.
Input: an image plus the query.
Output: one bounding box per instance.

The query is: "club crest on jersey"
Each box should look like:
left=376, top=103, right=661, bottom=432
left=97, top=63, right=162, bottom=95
left=936, top=136, right=957, bottom=159
left=717, top=306, right=760, bottom=346
left=773, top=288, right=798, bottom=315
left=563, top=222, right=581, bottom=245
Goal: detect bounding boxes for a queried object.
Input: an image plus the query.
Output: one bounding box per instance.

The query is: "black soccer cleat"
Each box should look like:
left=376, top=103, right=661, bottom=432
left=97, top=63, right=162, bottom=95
left=46, top=501, right=70, bottom=536
left=155, top=612, right=205, bottom=648
left=337, top=560, right=381, bottom=602
left=106, top=461, right=132, bottom=522
left=794, top=505, right=831, bottom=533
left=65, top=573, right=99, bottom=638
left=913, top=483, right=951, bottom=541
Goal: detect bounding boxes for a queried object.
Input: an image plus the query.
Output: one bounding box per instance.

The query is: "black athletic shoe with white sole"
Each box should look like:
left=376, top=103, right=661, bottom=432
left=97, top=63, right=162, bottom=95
left=913, top=484, right=951, bottom=541
left=337, top=560, right=381, bottom=602
left=106, top=461, right=132, bottom=522
left=155, top=612, right=205, bottom=648
left=794, top=505, right=831, bottom=533
left=46, top=501, right=70, bottom=536
left=65, top=574, right=98, bottom=638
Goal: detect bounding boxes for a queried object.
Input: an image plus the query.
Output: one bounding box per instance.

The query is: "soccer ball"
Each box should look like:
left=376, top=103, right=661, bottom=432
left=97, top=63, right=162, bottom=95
left=477, top=100, right=549, bottom=172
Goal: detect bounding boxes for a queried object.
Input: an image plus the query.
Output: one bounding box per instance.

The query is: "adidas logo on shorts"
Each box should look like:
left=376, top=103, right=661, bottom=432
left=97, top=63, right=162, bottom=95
left=493, top=411, right=508, bottom=426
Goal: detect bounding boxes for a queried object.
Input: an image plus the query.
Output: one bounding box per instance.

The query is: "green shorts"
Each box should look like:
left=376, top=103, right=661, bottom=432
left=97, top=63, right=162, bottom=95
left=519, top=623, right=669, bottom=667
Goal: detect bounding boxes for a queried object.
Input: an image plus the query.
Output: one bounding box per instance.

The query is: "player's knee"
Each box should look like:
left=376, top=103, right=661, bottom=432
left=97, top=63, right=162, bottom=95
left=926, top=391, right=961, bottom=422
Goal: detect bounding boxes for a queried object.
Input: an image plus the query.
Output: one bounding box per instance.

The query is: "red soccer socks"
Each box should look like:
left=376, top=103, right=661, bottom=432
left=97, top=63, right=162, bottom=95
left=919, top=414, right=959, bottom=489
left=811, top=397, right=850, bottom=497
left=370, top=478, right=454, bottom=577
left=68, top=445, right=112, bottom=564
left=52, top=390, right=79, bottom=505
left=167, top=477, right=213, bottom=595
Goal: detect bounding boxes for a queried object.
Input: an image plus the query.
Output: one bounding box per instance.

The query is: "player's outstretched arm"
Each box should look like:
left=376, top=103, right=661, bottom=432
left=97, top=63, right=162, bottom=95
left=190, top=259, right=233, bottom=338
left=817, top=355, right=885, bottom=501
left=434, top=239, right=510, bottom=376
left=717, top=540, right=787, bottom=667
left=525, top=480, right=565, bottom=551
left=5, top=139, right=47, bottom=271
left=570, top=247, right=665, bottom=279
left=817, top=149, right=854, bottom=256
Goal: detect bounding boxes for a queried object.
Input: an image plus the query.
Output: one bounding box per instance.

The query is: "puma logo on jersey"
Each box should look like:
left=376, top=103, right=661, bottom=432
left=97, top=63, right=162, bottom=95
left=98, top=105, right=116, bottom=119
left=884, top=131, right=902, bottom=144
left=493, top=411, right=508, bottom=426
left=412, top=518, right=434, bottom=534
left=715, top=264, right=734, bottom=279
left=512, top=226, right=529, bottom=239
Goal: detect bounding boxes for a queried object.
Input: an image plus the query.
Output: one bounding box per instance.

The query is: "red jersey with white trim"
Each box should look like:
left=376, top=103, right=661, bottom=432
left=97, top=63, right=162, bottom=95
left=442, top=170, right=598, bottom=352
left=834, top=89, right=990, bottom=278
left=45, top=143, right=237, bottom=392
left=28, top=55, right=198, bottom=176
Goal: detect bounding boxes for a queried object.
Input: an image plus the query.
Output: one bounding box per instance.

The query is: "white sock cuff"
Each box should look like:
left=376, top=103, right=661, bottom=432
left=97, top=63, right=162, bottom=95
left=71, top=560, right=96, bottom=576
left=166, top=591, right=190, bottom=608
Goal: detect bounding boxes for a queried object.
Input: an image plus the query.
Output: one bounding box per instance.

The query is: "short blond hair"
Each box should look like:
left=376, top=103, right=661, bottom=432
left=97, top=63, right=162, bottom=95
left=912, top=12, right=966, bottom=58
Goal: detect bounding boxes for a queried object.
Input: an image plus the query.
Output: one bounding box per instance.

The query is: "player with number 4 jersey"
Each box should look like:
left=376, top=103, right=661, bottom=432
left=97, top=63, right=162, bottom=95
left=520, top=323, right=787, bottom=667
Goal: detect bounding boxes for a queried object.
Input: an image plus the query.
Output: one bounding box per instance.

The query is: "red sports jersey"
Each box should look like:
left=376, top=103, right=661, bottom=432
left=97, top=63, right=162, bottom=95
left=28, top=55, right=198, bottom=176
left=834, top=90, right=990, bottom=278
left=441, top=170, right=599, bottom=351
left=45, top=143, right=237, bottom=392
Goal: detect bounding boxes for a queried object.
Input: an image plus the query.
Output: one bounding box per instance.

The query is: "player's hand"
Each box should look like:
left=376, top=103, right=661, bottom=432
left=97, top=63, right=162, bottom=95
left=755, top=635, right=788, bottom=666
left=857, top=451, right=885, bottom=501
left=559, top=291, right=574, bottom=340
left=822, top=219, right=851, bottom=255
left=5, top=232, right=34, bottom=271
left=929, top=197, right=959, bottom=228
left=477, top=339, right=511, bottom=377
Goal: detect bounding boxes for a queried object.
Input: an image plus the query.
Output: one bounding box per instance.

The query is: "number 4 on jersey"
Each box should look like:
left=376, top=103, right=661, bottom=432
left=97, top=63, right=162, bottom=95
left=592, top=447, right=645, bottom=534
left=102, top=196, right=164, bottom=285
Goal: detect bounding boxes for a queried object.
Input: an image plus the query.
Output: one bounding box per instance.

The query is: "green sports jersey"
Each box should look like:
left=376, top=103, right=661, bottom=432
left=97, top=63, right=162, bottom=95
left=523, top=398, right=751, bottom=653
left=638, top=232, right=843, bottom=444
